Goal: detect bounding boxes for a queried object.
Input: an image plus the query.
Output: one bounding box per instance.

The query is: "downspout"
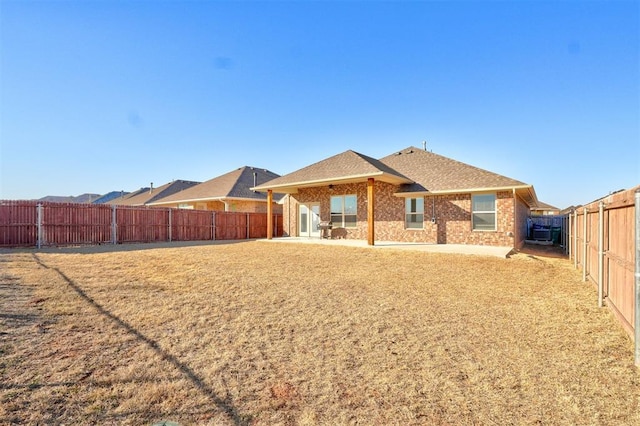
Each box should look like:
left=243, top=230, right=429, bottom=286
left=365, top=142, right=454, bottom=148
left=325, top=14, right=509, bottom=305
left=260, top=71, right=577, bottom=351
left=223, top=201, right=229, bottom=212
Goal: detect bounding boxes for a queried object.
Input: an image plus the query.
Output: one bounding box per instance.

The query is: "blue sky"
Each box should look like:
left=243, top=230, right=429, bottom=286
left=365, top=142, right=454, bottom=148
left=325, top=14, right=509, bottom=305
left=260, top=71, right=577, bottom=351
left=1, top=0, right=638, bottom=209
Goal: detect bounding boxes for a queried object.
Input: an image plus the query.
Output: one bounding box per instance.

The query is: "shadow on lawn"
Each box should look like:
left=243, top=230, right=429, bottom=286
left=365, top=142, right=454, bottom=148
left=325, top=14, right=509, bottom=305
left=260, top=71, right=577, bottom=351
left=31, top=253, right=251, bottom=426
left=1, top=239, right=248, bottom=255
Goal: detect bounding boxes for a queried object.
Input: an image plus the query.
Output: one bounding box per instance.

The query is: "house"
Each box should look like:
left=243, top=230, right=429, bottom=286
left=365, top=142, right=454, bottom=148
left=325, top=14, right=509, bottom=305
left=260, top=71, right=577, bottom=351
left=530, top=201, right=560, bottom=216
left=252, top=146, right=538, bottom=249
left=92, top=191, right=130, bottom=204
left=39, top=193, right=101, bottom=203
left=107, top=180, right=200, bottom=206
left=147, top=166, right=283, bottom=213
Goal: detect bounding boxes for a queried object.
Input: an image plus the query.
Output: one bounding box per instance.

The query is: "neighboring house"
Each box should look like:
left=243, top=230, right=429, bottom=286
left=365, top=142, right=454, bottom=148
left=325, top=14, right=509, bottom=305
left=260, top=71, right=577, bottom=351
left=92, top=191, right=130, bottom=204
left=39, top=193, right=101, bottom=203
left=253, top=146, right=538, bottom=249
left=107, top=180, right=200, bottom=206
left=530, top=201, right=560, bottom=216
left=147, top=166, right=283, bottom=213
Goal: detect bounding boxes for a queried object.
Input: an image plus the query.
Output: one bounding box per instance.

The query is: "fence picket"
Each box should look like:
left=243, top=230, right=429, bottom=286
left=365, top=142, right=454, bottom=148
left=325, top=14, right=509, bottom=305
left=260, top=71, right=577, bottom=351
left=568, top=186, right=639, bottom=344
left=0, top=200, right=283, bottom=248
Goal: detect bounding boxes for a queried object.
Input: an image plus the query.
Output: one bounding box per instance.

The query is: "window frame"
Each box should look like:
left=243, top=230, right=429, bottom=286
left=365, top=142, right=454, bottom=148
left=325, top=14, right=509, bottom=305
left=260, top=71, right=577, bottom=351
left=330, top=194, right=357, bottom=228
left=471, top=193, right=497, bottom=231
left=405, top=197, right=424, bottom=230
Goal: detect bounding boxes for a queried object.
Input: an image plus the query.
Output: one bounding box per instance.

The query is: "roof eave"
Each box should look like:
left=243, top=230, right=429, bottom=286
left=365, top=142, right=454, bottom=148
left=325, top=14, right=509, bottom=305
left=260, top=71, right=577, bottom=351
left=393, top=184, right=537, bottom=203
left=252, top=172, right=412, bottom=193
left=149, top=195, right=276, bottom=206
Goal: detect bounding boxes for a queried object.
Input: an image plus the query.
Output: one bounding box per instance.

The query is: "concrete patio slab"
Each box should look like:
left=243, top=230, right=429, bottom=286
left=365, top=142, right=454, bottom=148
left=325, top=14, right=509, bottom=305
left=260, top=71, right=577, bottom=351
left=260, top=237, right=513, bottom=258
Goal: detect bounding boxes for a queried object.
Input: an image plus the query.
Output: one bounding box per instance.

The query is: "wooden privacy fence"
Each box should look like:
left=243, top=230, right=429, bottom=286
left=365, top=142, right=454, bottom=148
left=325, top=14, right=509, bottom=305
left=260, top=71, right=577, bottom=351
left=0, top=201, right=283, bottom=248
left=568, top=186, right=640, bottom=364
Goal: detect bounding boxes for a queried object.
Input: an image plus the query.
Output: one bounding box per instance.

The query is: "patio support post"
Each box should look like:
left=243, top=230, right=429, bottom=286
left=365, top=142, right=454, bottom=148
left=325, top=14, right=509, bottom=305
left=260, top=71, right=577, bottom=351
left=267, top=190, right=273, bottom=240
left=367, top=178, right=375, bottom=246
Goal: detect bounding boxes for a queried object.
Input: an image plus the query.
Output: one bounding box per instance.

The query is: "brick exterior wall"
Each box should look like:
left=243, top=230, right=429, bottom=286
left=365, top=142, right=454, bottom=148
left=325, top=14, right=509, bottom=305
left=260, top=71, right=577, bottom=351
left=514, top=194, right=531, bottom=249
left=282, top=183, right=523, bottom=247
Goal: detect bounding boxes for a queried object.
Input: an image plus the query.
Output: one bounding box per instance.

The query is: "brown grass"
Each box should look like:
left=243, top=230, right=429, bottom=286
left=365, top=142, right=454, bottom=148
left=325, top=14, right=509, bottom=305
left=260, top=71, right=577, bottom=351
left=1, top=241, right=639, bottom=425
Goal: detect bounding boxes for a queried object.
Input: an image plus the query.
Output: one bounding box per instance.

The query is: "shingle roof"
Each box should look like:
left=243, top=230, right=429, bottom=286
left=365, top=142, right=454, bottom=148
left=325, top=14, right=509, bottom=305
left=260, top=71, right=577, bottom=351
left=532, top=200, right=559, bottom=210
left=109, top=180, right=200, bottom=206
left=252, top=145, right=537, bottom=206
left=380, top=146, right=529, bottom=193
left=252, top=150, right=412, bottom=192
left=149, top=166, right=281, bottom=205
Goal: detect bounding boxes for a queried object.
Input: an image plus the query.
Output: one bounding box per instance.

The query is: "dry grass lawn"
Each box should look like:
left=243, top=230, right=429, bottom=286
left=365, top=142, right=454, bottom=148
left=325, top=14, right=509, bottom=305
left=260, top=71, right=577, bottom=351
left=1, top=241, right=639, bottom=425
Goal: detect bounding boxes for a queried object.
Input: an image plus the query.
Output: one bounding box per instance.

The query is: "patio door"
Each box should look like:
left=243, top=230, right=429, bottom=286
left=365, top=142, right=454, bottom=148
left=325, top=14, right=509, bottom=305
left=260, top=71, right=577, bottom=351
left=299, top=203, right=321, bottom=238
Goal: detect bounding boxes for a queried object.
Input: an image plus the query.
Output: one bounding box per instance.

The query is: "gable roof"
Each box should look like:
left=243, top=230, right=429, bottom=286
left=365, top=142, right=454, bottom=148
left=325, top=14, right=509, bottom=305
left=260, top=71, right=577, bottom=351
left=381, top=146, right=530, bottom=193
left=252, top=150, right=412, bottom=193
left=148, top=166, right=282, bottom=206
left=253, top=145, right=538, bottom=206
left=108, top=180, right=200, bottom=206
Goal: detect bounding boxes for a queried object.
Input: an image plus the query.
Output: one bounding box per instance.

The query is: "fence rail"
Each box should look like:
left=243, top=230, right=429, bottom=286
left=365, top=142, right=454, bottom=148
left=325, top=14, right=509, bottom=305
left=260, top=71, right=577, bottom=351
left=0, top=201, right=283, bottom=247
left=567, top=186, right=639, bottom=364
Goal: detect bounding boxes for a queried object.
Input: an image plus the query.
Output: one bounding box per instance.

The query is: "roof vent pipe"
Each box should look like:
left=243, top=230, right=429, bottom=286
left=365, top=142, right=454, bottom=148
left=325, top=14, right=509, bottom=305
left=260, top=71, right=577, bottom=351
left=422, top=141, right=427, bottom=151
left=150, top=182, right=153, bottom=194
left=253, top=172, right=257, bottom=191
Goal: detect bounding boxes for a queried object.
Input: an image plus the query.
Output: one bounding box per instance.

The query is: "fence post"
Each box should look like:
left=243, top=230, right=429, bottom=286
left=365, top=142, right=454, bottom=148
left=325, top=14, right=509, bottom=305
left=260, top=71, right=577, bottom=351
left=36, top=203, right=43, bottom=249
left=212, top=211, right=216, bottom=241
left=574, top=209, right=578, bottom=268
left=247, top=213, right=250, bottom=239
left=583, top=207, right=588, bottom=282
left=568, top=213, right=572, bottom=259
left=111, top=205, right=117, bottom=244
left=634, top=189, right=640, bottom=366
left=598, top=201, right=604, bottom=308
left=168, top=209, right=172, bottom=242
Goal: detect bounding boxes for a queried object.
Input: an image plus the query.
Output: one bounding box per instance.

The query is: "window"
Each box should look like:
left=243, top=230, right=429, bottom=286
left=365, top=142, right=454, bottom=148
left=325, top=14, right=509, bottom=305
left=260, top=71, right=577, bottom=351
left=472, top=193, right=496, bottom=231
left=405, top=197, right=424, bottom=229
left=330, top=195, right=357, bottom=227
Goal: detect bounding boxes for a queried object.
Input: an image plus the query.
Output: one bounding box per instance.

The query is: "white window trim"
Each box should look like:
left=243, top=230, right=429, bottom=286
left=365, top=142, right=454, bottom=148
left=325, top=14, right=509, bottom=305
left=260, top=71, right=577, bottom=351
left=405, top=197, right=424, bottom=230
left=472, top=193, right=497, bottom=231
left=330, top=194, right=357, bottom=228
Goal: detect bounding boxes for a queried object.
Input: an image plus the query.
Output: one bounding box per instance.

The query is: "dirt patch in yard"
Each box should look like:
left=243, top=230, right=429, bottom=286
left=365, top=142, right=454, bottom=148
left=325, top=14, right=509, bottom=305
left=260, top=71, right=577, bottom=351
left=1, top=241, right=638, bottom=425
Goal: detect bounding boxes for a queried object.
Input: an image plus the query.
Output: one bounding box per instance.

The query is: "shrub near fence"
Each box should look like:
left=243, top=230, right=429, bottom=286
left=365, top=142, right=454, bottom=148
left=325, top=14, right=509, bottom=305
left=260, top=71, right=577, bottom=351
left=0, top=201, right=283, bottom=247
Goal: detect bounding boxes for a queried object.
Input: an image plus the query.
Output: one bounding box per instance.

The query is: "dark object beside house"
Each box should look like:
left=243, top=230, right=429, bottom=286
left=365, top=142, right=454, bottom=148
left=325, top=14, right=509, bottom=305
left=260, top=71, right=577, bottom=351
left=318, top=221, right=332, bottom=239
left=532, top=225, right=551, bottom=241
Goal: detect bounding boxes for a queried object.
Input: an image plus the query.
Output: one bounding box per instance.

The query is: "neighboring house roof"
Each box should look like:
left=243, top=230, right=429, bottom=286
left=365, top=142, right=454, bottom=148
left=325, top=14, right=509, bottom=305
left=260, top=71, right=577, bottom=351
left=107, top=187, right=150, bottom=205
left=531, top=200, right=559, bottom=211
left=92, top=191, right=129, bottom=204
left=148, top=166, right=282, bottom=206
left=39, top=193, right=101, bottom=203
left=253, top=146, right=538, bottom=206
left=109, top=180, right=200, bottom=206
left=251, top=150, right=412, bottom=193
